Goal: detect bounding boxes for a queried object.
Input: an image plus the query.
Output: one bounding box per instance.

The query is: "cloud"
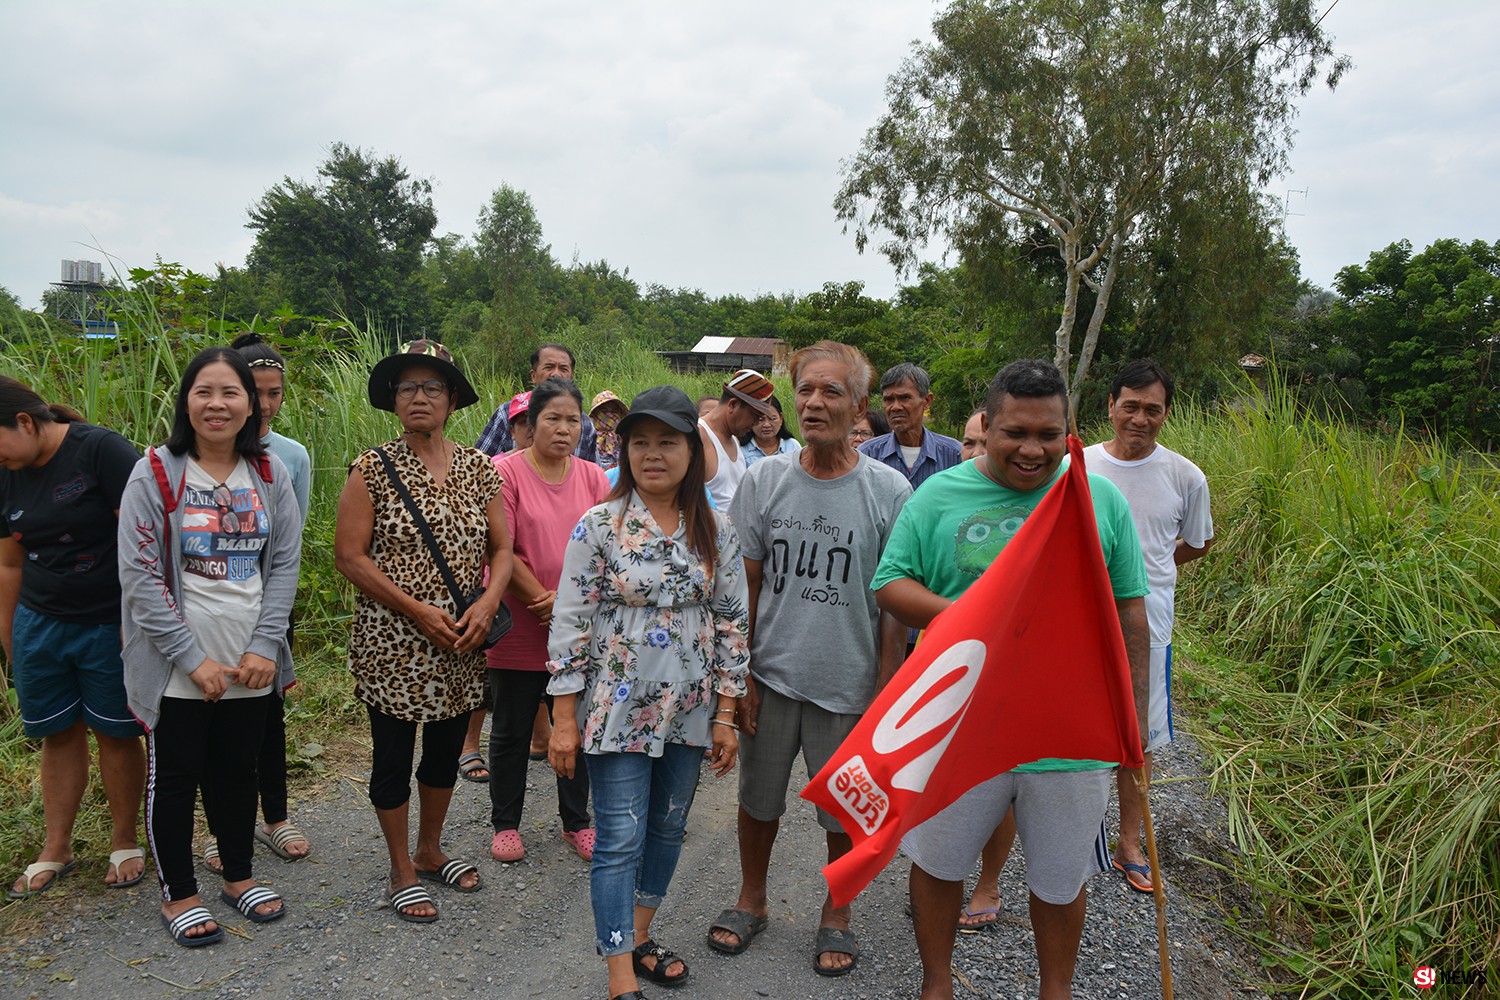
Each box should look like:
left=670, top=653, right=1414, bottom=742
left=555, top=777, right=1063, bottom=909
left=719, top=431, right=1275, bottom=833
left=4, top=0, right=1494, bottom=310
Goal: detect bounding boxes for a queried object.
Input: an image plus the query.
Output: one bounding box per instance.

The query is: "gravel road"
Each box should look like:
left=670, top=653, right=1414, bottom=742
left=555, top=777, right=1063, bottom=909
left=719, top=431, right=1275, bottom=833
left=1, top=727, right=1264, bottom=1000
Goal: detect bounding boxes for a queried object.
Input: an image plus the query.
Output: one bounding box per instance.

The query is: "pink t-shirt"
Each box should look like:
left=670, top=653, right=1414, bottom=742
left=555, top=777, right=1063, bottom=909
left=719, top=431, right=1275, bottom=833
left=486, top=451, right=610, bottom=671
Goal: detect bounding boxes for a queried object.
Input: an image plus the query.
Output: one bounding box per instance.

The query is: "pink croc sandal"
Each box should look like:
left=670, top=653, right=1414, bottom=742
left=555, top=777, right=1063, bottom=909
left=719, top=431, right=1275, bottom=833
left=561, top=827, right=595, bottom=862
left=490, top=830, right=525, bottom=863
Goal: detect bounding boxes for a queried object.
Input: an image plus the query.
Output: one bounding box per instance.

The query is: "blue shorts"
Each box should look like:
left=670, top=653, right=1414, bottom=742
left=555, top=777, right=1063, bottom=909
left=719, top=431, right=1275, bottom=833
left=12, top=605, right=142, bottom=739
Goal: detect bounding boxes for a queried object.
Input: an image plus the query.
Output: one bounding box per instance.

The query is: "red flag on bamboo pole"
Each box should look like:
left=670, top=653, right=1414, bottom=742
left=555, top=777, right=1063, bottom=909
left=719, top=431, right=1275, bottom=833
left=801, top=436, right=1143, bottom=907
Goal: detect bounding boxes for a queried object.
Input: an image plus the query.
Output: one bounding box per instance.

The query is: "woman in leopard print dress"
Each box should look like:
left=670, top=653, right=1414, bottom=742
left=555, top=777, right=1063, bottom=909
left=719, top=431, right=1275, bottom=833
left=334, top=340, right=513, bottom=924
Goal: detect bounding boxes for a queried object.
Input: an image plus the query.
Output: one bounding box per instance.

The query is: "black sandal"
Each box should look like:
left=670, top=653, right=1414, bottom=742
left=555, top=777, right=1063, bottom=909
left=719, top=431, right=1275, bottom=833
left=632, top=939, right=689, bottom=988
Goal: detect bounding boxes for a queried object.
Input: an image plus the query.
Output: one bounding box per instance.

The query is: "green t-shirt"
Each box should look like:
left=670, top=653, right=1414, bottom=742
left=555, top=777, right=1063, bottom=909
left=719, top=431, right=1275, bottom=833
left=872, top=457, right=1148, bottom=771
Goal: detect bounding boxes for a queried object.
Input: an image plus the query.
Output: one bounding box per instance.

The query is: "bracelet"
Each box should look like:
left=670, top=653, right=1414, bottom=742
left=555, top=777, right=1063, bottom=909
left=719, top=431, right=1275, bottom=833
left=714, top=708, right=736, bottom=715
left=712, top=719, right=740, bottom=731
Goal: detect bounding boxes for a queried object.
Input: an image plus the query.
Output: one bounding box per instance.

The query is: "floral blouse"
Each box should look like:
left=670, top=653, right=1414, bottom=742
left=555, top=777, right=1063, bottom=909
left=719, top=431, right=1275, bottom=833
left=547, top=493, right=750, bottom=756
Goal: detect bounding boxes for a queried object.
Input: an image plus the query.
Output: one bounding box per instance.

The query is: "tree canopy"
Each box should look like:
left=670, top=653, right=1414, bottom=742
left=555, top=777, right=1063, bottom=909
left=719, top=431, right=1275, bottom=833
left=836, top=0, right=1347, bottom=411
left=246, top=143, right=438, bottom=334
left=1331, top=239, right=1499, bottom=446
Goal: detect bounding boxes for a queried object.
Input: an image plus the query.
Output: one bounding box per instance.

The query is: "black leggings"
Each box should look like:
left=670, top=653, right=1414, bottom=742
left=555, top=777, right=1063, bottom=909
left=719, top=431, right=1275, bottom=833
left=365, top=703, right=469, bottom=810
left=147, top=695, right=269, bottom=901
left=487, top=668, right=590, bottom=833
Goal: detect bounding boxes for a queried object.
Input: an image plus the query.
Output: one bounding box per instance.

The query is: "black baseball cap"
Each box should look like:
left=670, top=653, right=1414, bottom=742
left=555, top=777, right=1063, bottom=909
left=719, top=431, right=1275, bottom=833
left=617, top=385, right=699, bottom=438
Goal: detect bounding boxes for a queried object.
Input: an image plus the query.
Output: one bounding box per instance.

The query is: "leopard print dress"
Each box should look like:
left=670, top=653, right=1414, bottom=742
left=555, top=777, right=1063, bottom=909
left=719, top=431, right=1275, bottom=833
left=348, top=439, right=503, bottom=723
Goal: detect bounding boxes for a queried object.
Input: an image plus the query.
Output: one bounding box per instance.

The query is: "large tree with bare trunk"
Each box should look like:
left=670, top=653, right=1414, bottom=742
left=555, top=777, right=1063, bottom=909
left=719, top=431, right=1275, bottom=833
left=836, top=0, right=1348, bottom=412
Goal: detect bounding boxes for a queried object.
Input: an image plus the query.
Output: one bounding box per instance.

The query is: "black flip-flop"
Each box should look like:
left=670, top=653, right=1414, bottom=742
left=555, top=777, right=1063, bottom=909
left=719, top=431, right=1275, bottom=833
left=458, top=751, right=490, bottom=783
left=813, top=926, right=859, bottom=977
left=706, top=907, right=768, bottom=955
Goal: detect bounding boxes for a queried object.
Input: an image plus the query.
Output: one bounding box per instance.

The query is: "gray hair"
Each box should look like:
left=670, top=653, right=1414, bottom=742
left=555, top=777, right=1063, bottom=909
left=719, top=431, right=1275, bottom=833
left=790, top=341, right=875, bottom=400
left=880, top=362, right=931, bottom=397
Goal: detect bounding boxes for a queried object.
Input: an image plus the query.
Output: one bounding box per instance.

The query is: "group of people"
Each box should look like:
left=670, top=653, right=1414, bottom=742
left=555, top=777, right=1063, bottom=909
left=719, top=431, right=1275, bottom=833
left=0, top=330, right=1212, bottom=1000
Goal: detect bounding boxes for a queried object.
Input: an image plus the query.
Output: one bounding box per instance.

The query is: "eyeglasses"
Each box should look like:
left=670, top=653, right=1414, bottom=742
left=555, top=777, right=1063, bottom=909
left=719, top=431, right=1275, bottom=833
left=850, top=428, right=873, bottom=444
left=211, top=483, right=242, bottom=535
left=394, top=379, right=450, bottom=400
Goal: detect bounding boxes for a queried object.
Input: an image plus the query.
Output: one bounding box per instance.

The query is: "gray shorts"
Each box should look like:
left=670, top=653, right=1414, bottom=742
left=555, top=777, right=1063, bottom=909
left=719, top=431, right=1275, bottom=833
left=739, top=685, right=861, bottom=833
left=901, top=769, right=1112, bottom=904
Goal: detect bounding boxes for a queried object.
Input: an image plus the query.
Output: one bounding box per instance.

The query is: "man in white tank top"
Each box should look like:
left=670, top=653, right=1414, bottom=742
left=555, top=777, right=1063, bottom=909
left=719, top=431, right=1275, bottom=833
left=699, top=369, right=777, bottom=509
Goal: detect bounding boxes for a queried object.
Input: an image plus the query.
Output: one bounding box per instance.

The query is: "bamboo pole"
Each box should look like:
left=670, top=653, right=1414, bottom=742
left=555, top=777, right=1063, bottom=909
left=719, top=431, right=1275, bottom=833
left=1134, top=768, right=1173, bottom=1000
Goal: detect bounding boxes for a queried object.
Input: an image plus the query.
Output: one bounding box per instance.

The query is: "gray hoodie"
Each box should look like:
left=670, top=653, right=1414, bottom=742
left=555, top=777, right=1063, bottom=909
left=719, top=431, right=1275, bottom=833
left=117, top=445, right=302, bottom=731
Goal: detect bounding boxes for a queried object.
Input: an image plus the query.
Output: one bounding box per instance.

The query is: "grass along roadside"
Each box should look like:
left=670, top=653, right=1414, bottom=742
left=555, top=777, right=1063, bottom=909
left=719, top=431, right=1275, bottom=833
left=1162, top=377, right=1499, bottom=998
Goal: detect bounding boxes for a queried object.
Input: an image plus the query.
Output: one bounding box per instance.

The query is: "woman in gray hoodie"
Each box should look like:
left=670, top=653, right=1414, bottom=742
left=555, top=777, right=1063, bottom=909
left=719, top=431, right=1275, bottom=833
left=117, top=347, right=302, bottom=948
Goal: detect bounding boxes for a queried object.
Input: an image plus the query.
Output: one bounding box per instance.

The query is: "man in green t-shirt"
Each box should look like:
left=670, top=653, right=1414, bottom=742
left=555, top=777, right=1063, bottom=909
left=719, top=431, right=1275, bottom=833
left=872, top=359, right=1150, bottom=1000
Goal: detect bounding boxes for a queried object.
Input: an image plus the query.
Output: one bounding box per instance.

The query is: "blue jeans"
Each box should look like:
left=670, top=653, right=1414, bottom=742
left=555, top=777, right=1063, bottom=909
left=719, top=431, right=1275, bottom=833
left=587, top=743, right=703, bottom=957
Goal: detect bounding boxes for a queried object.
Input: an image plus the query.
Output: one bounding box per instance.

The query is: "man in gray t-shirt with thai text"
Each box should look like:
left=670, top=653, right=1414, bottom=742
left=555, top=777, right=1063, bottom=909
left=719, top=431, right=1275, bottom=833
left=707, top=341, right=911, bottom=979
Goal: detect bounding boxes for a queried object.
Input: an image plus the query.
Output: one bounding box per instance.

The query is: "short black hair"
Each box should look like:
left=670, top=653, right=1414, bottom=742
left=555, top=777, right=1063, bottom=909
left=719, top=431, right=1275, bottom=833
left=166, top=347, right=266, bottom=459
left=985, top=359, right=1069, bottom=423
left=530, top=343, right=577, bottom=371
left=1110, top=359, right=1174, bottom=409
left=527, top=376, right=584, bottom=425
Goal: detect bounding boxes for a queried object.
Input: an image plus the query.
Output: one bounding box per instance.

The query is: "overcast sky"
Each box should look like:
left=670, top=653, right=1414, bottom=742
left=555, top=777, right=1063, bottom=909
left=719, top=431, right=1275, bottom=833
left=2, top=1, right=1496, bottom=311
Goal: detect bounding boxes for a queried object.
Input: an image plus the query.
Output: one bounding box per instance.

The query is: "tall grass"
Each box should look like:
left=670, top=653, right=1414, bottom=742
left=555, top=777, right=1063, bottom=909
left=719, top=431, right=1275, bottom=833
left=1160, top=372, right=1500, bottom=997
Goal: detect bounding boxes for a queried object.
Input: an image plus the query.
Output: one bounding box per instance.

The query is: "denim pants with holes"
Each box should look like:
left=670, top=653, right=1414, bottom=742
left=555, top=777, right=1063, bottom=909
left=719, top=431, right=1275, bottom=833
left=587, top=742, right=703, bottom=957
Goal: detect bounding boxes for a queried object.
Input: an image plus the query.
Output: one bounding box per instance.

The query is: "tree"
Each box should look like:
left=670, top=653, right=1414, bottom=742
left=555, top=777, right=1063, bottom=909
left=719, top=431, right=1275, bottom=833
left=475, top=184, right=555, bottom=339
left=1333, top=239, right=1499, bottom=447
left=246, top=143, right=438, bottom=334
left=1102, top=181, right=1302, bottom=406
left=836, top=0, right=1347, bottom=412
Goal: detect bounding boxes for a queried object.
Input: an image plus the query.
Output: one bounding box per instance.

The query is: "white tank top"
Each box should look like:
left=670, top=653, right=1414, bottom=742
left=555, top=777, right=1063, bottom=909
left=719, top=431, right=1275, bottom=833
left=700, top=418, right=746, bottom=510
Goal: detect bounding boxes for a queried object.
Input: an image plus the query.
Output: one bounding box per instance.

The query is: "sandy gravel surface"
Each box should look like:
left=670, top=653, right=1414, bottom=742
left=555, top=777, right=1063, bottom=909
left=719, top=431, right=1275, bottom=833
left=1, top=729, right=1263, bottom=1000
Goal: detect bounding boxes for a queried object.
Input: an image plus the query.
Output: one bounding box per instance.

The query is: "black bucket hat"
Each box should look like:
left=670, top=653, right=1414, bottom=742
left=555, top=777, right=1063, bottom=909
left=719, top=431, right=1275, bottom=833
left=617, top=385, right=699, bottom=440
left=367, top=339, right=480, bottom=412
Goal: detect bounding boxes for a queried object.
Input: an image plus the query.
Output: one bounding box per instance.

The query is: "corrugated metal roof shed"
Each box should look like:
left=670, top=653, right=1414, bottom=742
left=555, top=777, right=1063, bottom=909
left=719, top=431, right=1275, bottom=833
left=691, top=336, right=737, bottom=353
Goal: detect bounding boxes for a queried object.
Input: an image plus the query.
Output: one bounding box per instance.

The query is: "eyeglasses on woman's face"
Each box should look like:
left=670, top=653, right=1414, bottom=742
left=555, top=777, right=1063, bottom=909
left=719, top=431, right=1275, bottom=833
left=394, top=379, right=450, bottom=401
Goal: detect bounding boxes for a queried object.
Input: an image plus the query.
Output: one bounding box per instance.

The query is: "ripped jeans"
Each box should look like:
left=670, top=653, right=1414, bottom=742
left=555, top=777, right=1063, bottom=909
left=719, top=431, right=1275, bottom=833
left=586, top=742, right=704, bottom=956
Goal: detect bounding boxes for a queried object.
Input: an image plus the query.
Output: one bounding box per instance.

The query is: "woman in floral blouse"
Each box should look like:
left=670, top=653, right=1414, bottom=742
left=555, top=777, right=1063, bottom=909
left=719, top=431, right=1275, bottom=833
left=548, top=385, right=749, bottom=1000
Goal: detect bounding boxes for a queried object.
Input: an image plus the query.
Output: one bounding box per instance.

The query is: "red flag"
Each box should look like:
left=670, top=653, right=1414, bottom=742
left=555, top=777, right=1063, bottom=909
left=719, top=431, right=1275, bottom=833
left=801, top=435, right=1143, bottom=906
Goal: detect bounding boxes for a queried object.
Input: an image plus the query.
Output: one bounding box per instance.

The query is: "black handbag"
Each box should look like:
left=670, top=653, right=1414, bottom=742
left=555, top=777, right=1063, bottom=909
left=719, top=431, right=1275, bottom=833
left=373, top=447, right=512, bottom=650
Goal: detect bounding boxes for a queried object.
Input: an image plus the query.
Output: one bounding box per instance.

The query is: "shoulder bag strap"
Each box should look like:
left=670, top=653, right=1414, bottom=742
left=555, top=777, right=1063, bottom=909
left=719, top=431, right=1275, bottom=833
left=372, top=447, right=468, bottom=609
left=147, top=447, right=183, bottom=595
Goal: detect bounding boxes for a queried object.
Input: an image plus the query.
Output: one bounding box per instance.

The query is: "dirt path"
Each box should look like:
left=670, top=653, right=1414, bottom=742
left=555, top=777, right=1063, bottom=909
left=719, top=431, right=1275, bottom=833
left=1, top=731, right=1263, bottom=999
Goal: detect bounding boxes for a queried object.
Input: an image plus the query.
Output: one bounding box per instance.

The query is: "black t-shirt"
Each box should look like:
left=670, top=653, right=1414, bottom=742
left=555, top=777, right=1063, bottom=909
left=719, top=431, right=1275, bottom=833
left=0, top=422, right=140, bottom=623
